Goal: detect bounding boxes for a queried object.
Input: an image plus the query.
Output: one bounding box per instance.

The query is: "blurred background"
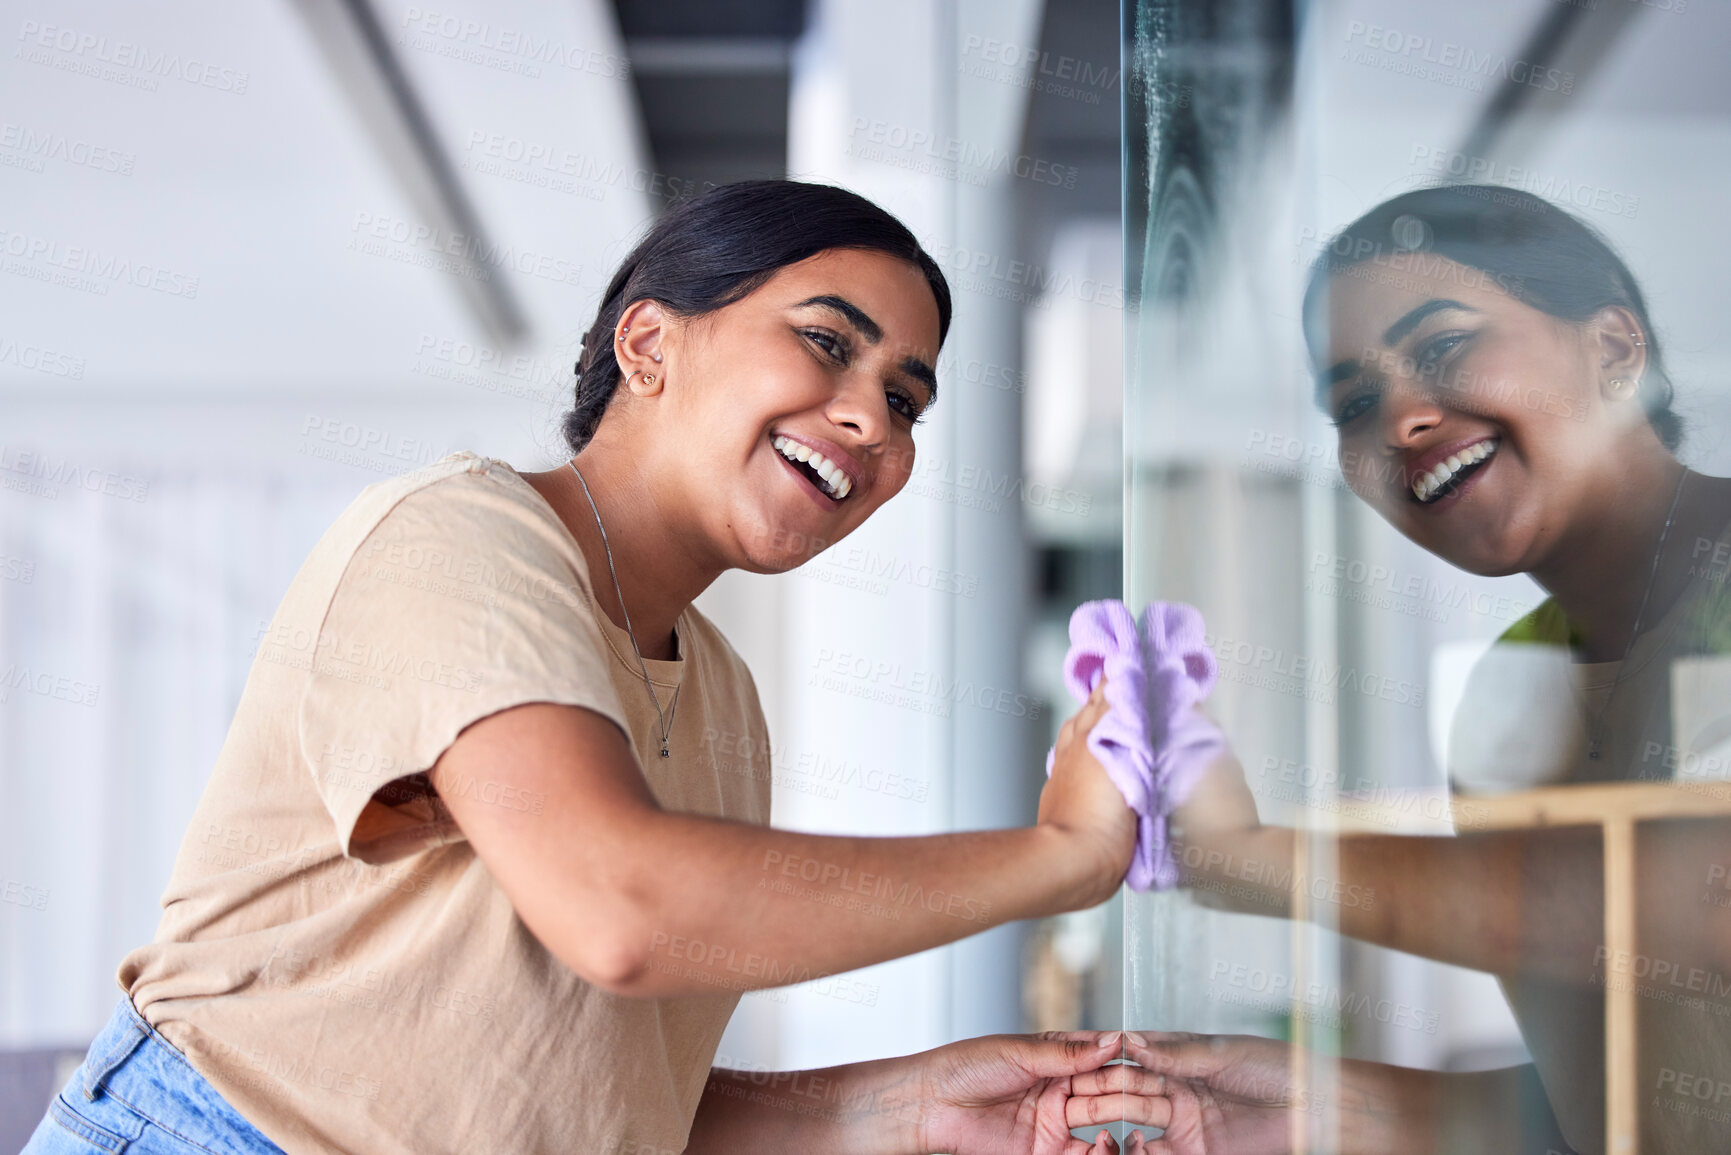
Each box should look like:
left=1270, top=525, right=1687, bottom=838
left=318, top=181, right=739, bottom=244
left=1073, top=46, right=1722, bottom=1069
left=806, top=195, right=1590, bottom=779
left=1, top=0, right=1725, bottom=1148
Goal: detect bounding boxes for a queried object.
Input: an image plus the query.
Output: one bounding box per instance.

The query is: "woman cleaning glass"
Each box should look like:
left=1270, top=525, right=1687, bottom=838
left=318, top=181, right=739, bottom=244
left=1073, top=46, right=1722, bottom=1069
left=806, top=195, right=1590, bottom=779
left=23, top=181, right=1169, bottom=1155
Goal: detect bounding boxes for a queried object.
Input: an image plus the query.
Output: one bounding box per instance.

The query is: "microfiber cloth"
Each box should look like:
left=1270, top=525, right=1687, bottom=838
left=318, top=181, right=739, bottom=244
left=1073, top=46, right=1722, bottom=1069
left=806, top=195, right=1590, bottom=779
left=1045, top=600, right=1225, bottom=891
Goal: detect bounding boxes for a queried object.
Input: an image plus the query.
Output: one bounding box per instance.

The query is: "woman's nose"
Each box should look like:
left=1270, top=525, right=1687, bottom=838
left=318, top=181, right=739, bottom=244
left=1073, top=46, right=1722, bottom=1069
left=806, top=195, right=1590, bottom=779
left=1381, top=381, right=1444, bottom=450
left=827, top=376, right=888, bottom=448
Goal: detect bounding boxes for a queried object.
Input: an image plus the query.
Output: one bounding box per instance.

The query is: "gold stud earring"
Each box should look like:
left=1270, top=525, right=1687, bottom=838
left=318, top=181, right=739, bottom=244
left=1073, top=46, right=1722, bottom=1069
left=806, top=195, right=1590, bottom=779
left=643, top=373, right=656, bottom=386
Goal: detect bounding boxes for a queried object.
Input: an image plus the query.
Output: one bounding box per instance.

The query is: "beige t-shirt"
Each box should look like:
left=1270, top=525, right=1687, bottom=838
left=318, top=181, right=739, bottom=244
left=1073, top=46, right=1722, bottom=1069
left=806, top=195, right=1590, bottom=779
left=118, top=451, right=772, bottom=1155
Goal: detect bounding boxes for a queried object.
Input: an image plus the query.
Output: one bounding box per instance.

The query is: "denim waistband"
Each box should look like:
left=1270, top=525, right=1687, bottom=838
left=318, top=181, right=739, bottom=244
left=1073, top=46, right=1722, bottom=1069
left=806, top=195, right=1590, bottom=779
left=71, top=999, right=286, bottom=1155
left=80, top=998, right=154, bottom=1101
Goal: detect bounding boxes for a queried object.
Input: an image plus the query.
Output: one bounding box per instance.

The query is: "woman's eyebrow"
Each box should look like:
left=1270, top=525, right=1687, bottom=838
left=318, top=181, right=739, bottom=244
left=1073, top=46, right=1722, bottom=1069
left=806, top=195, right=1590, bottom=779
left=795, top=294, right=883, bottom=343
left=1316, top=358, right=1359, bottom=406
left=1382, top=298, right=1474, bottom=346
left=901, top=355, right=937, bottom=402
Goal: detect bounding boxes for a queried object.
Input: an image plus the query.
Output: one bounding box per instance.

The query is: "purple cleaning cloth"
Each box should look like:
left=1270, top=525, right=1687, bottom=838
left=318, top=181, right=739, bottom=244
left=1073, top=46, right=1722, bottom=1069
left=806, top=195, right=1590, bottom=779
left=1044, top=600, right=1225, bottom=891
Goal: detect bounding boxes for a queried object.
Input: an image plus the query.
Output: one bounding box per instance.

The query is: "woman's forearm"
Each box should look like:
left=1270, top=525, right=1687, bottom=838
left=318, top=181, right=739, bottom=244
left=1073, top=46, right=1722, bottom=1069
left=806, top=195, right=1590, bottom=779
left=1173, top=824, right=1601, bottom=980
left=433, top=702, right=1124, bottom=998
left=610, top=815, right=1099, bottom=997
left=686, top=1053, right=926, bottom=1154
left=1171, top=824, right=1493, bottom=964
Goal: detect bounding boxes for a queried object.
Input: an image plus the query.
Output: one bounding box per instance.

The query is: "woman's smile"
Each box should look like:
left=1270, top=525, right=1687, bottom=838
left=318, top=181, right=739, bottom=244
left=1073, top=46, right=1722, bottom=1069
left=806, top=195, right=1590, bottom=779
left=770, top=431, right=860, bottom=504
left=1406, top=435, right=1500, bottom=506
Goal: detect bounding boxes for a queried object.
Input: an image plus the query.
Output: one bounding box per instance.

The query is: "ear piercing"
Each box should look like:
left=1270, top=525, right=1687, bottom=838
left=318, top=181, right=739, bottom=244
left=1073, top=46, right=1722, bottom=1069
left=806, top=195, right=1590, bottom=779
left=1609, top=377, right=1639, bottom=399
left=619, top=328, right=661, bottom=363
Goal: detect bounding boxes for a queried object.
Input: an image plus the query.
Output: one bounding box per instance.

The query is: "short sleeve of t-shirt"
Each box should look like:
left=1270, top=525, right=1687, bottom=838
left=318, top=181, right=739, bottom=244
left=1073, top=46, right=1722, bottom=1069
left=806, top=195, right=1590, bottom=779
left=293, top=464, right=627, bottom=861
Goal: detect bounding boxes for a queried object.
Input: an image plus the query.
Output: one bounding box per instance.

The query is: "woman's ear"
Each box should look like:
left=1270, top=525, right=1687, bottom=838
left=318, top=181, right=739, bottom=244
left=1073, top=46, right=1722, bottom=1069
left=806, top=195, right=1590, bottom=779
left=1592, top=304, right=1648, bottom=403
left=615, top=299, right=668, bottom=397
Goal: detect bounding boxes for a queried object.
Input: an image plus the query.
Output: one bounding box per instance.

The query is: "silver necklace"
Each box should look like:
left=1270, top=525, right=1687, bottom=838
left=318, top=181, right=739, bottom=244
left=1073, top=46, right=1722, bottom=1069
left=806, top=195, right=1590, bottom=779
left=568, top=461, right=680, bottom=759
left=1585, top=466, right=1688, bottom=760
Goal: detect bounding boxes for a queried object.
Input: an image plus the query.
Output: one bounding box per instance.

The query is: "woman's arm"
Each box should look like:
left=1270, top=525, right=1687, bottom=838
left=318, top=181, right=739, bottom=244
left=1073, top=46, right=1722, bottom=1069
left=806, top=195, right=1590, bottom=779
left=428, top=688, right=1130, bottom=997
left=1124, top=1033, right=1576, bottom=1155
left=1168, top=749, right=1646, bottom=984
left=1181, top=795, right=1731, bottom=989
left=1173, top=819, right=1601, bottom=980
left=686, top=1053, right=925, bottom=1155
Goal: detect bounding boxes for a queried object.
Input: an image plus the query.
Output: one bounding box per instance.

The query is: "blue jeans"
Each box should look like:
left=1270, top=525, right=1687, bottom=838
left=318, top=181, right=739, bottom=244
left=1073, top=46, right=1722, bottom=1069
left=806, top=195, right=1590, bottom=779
left=22, top=998, right=286, bottom=1155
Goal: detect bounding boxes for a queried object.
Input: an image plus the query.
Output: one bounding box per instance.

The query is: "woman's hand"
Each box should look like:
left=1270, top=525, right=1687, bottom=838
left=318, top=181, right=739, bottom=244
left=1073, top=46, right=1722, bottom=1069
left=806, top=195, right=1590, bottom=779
left=1119, top=1032, right=1421, bottom=1155
left=916, top=1031, right=1170, bottom=1154
left=1113, top=1032, right=1301, bottom=1154
left=1169, top=740, right=1260, bottom=842
left=1039, top=682, right=1138, bottom=907
left=1166, top=741, right=1274, bottom=911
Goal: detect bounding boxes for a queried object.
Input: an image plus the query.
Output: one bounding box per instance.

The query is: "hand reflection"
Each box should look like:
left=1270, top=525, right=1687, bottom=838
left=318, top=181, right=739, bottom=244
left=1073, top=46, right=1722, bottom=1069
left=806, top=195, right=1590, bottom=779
left=917, top=1030, right=1169, bottom=1154
left=1114, top=1032, right=1417, bottom=1155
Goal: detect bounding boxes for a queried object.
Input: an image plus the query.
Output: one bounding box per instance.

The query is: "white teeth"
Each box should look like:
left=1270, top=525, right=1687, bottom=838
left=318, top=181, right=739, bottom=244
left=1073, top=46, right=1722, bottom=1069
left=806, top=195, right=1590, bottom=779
left=772, top=435, right=853, bottom=500
left=1412, top=439, right=1498, bottom=504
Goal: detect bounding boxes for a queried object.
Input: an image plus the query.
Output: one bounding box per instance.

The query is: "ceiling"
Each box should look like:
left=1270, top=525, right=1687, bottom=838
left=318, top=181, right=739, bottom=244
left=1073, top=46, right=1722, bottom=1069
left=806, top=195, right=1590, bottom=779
left=610, top=0, right=809, bottom=196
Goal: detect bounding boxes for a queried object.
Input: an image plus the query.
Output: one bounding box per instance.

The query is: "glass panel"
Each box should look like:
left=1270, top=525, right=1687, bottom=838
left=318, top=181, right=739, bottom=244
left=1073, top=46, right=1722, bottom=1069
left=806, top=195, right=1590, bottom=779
left=1123, top=1, right=1731, bottom=1151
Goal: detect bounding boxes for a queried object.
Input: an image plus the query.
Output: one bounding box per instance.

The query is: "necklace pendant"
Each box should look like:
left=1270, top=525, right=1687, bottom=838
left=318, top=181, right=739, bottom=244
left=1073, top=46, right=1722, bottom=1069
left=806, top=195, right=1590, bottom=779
left=660, top=746, right=670, bottom=759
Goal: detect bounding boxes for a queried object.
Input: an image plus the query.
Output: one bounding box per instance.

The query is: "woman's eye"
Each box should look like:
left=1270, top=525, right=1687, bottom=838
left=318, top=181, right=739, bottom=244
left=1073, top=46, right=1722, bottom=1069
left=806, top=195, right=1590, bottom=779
left=1414, top=333, right=1466, bottom=378
left=887, top=389, right=924, bottom=423
left=803, top=329, right=848, bottom=363
left=1331, top=389, right=1378, bottom=427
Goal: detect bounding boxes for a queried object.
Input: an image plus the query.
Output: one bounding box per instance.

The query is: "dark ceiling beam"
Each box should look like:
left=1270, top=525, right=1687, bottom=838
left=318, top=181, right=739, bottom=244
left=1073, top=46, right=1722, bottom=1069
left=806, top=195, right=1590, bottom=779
left=1454, top=0, right=1647, bottom=165
left=624, top=37, right=792, bottom=75
left=608, top=0, right=806, bottom=199
left=288, top=0, right=531, bottom=344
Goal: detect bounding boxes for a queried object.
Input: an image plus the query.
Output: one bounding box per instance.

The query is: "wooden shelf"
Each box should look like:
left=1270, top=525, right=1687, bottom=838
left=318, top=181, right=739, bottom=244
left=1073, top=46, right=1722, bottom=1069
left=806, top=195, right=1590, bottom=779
left=1452, top=780, right=1731, bottom=830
